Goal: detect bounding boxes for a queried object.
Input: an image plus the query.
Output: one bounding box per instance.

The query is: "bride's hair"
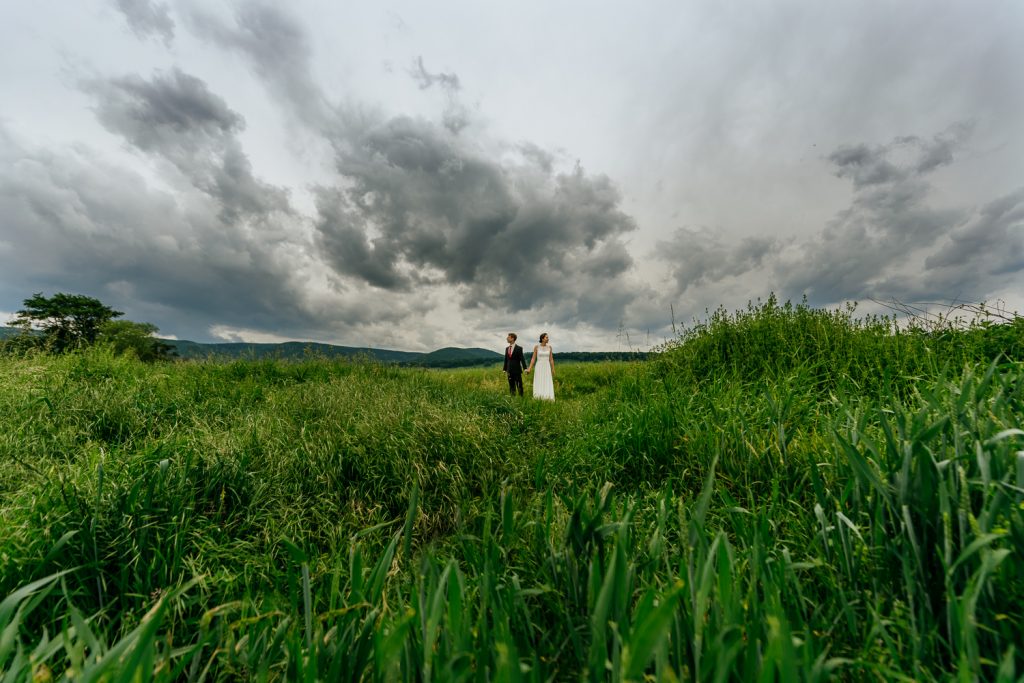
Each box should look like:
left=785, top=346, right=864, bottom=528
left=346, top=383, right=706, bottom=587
left=539, top=332, right=549, bottom=343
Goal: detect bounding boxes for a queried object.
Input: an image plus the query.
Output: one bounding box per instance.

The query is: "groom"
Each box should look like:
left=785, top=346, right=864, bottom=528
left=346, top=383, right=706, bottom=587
left=503, top=332, right=528, bottom=396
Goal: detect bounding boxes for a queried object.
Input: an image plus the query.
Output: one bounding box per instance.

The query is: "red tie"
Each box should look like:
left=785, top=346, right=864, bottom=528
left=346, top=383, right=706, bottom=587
left=507, top=346, right=512, bottom=357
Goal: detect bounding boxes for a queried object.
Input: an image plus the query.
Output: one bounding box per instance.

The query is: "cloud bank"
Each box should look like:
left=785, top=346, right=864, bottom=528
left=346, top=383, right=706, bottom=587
left=656, top=125, right=1023, bottom=316
left=186, top=2, right=650, bottom=328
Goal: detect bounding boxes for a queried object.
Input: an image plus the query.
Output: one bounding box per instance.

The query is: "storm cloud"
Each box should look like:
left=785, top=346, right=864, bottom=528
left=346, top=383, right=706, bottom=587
left=183, top=2, right=333, bottom=130
left=780, top=127, right=984, bottom=304
left=0, top=130, right=285, bottom=331
left=658, top=228, right=777, bottom=296
left=0, top=75, right=415, bottom=345
left=83, top=68, right=292, bottom=225
left=918, top=188, right=1024, bottom=297
left=2, top=0, right=1021, bottom=350
left=317, top=116, right=640, bottom=324
left=192, top=2, right=646, bottom=328
left=657, top=126, right=1024, bottom=311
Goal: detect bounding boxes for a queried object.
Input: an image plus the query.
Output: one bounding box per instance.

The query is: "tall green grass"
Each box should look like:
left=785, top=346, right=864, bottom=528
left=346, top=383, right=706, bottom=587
left=1, top=300, right=1022, bottom=680
left=658, top=295, right=1021, bottom=398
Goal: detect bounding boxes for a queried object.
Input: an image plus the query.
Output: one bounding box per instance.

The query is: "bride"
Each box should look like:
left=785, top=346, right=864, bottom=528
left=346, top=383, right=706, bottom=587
left=527, top=333, right=555, bottom=400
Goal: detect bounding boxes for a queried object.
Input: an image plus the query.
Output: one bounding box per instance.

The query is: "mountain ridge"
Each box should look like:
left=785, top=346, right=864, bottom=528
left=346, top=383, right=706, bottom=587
left=158, top=338, right=503, bottom=366
left=0, top=326, right=502, bottom=367
left=0, top=327, right=647, bottom=365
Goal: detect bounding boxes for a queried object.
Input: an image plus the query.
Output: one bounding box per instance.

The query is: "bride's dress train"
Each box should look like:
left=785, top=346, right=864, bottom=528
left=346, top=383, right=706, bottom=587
left=533, top=346, right=555, bottom=400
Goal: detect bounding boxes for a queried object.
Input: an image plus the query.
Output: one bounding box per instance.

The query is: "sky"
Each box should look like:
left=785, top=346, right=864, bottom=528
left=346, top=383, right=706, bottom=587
left=1, top=0, right=1022, bottom=352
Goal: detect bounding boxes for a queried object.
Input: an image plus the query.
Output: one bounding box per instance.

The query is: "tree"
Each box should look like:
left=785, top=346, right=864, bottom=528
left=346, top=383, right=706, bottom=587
left=9, top=292, right=123, bottom=353
left=97, top=320, right=177, bottom=362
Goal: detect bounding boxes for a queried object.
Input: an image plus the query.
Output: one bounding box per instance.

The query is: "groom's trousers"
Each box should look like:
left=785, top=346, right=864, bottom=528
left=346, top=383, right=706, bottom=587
left=508, top=372, right=524, bottom=396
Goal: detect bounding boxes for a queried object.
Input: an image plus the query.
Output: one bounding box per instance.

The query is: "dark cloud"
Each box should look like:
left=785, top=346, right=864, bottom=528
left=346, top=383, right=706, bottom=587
left=828, top=144, right=904, bottom=188
left=184, top=2, right=331, bottom=129
left=313, top=187, right=407, bottom=290
left=908, top=123, right=972, bottom=174
left=655, top=125, right=1024, bottom=311
left=0, top=132, right=275, bottom=333
left=87, top=69, right=242, bottom=142
left=780, top=127, right=973, bottom=304
left=657, top=228, right=777, bottom=295
left=0, top=2, right=652, bottom=346
left=82, top=68, right=290, bottom=223
left=827, top=125, right=971, bottom=190
left=0, top=124, right=418, bottom=342
left=113, top=0, right=175, bottom=45
left=191, top=2, right=646, bottom=328
left=6, top=0, right=1020, bottom=351
left=316, top=115, right=640, bottom=326
left=917, top=188, right=1024, bottom=296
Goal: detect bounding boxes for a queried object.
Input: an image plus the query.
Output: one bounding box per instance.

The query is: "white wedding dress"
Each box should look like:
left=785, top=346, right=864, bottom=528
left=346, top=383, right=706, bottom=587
left=532, top=345, right=555, bottom=400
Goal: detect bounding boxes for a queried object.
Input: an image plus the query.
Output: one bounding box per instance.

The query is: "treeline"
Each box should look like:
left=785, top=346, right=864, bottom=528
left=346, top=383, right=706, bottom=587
left=1, top=292, right=175, bottom=361
left=406, top=357, right=502, bottom=368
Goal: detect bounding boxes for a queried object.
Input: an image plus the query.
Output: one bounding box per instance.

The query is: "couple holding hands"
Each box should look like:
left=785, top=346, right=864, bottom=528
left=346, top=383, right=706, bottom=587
left=503, top=332, right=555, bottom=400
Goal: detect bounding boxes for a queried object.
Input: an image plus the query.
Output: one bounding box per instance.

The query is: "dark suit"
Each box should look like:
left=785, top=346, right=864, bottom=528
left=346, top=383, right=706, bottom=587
left=503, top=344, right=527, bottom=395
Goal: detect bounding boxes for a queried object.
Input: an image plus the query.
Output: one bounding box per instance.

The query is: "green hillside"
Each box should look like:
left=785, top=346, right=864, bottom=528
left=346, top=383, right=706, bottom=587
left=1, top=328, right=504, bottom=367
left=164, top=339, right=501, bottom=366
left=162, top=338, right=423, bottom=363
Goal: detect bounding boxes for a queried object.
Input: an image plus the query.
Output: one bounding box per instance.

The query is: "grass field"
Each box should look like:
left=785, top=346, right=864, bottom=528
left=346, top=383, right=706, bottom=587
left=1, top=298, right=1022, bottom=681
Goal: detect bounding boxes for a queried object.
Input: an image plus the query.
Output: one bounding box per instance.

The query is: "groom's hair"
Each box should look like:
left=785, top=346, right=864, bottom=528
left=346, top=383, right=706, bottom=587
left=508, top=332, right=518, bottom=341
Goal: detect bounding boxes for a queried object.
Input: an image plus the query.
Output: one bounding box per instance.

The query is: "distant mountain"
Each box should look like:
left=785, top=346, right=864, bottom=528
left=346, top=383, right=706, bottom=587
left=162, top=338, right=502, bottom=367
left=163, top=339, right=419, bottom=362
left=2, top=327, right=640, bottom=365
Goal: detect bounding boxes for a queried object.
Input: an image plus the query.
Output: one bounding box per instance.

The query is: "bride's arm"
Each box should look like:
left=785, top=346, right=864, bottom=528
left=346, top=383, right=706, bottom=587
left=527, top=345, right=538, bottom=372
left=549, top=347, right=554, bottom=378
